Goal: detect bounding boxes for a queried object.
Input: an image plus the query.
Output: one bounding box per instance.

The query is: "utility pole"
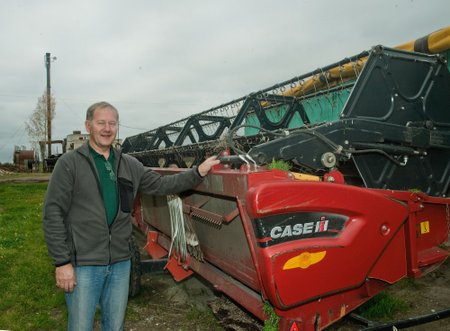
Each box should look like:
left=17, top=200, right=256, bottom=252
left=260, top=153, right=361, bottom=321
left=45, top=52, right=52, bottom=158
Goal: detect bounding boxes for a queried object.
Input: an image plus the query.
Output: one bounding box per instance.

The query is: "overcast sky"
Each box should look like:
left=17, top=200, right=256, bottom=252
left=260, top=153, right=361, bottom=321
left=0, top=0, right=449, bottom=163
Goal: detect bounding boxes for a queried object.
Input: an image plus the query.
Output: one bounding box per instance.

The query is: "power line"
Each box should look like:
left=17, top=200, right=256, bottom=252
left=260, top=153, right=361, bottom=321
left=0, top=122, right=26, bottom=151
left=119, top=123, right=150, bottom=131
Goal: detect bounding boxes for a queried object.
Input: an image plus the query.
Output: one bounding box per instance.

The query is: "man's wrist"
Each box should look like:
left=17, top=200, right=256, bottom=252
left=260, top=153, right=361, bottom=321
left=195, top=167, right=204, bottom=178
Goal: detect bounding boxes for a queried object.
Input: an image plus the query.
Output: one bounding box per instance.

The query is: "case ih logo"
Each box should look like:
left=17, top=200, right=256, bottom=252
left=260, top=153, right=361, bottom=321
left=254, top=212, right=348, bottom=247
left=270, top=217, right=329, bottom=239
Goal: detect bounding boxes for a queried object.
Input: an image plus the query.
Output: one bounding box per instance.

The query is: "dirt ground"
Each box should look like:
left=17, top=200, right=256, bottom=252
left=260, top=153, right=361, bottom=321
left=124, top=272, right=265, bottom=331
left=0, top=173, right=51, bottom=183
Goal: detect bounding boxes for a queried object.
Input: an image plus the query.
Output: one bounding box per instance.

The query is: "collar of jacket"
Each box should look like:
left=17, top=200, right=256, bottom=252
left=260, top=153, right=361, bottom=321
left=77, top=142, right=122, bottom=170
left=77, top=142, right=121, bottom=158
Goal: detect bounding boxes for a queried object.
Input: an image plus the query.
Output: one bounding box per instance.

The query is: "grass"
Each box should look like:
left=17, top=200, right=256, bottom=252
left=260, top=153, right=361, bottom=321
left=185, top=305, right=221, bottom=326
left=0, top=182, right=67, bottom=330
left=268, top=159, right=292, bottom=171
left=356, top=291, right=408, bottom=321
left=263, top=302, right=280, bottom=331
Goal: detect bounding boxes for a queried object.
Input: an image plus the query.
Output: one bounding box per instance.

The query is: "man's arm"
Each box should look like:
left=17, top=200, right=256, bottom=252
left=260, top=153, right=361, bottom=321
left=42, top=157, right=75, bottom=269
left=43, top=157, right=78, bottom=292
left=137, top=156, right=220, bottom=196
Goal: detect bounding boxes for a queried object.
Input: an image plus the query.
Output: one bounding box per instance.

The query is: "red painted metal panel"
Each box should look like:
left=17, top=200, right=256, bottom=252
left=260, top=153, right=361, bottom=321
left=245, top=180, right=409, bottom=308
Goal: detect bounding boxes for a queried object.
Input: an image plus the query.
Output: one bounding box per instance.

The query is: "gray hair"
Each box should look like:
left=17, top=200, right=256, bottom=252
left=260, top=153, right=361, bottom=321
left=86, top=101, right=119, bottom=121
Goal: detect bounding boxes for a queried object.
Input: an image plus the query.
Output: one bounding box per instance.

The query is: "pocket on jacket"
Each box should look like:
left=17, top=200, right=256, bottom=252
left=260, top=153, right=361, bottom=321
left=118, top=177, right=134, bottom=213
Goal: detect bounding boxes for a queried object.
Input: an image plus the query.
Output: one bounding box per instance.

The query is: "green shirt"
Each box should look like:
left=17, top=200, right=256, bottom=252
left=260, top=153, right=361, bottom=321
left=89, top=146, right=118, bottom=226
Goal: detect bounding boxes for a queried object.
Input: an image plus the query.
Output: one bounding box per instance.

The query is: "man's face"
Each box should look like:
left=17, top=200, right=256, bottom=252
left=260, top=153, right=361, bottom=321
left=85, top=106, right=118, bottom=152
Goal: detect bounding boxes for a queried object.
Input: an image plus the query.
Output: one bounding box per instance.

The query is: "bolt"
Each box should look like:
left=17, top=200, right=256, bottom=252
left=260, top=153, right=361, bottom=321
left=381, top=224, right=390, bottom=236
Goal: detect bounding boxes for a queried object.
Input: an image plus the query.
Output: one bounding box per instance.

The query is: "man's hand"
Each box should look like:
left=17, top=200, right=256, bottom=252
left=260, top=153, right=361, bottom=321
left=197, top=156, right=221, bottom=177
left=55, top=264, right=77, bottom=293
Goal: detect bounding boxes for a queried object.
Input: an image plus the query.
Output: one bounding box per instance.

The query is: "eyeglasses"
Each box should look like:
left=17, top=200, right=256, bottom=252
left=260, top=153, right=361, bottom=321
left=105, top=161, right=116, bottom=182
left=95, top=120, right=118, bottom=128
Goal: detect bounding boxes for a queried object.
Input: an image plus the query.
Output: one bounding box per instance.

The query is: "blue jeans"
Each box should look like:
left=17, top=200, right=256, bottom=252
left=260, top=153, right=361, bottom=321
left=65, top=259, right=131, bottom=331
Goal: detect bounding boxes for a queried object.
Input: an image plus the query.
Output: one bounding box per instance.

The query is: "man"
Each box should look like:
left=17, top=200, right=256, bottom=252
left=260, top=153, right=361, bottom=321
left=43, top=101, right=219, bottom=331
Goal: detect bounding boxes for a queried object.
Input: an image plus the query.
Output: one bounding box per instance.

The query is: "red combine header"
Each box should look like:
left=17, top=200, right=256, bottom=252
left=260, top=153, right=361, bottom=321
left=123, top=27, right=450, bottom=330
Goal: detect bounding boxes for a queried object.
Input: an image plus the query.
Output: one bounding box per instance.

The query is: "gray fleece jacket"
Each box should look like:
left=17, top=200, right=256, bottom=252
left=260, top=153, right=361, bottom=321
left=43, top=143, right=203, bottom=267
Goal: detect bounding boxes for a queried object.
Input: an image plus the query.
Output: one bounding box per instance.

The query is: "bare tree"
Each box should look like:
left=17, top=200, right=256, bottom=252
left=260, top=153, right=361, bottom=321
left=25, top=92, right=55, bottom=162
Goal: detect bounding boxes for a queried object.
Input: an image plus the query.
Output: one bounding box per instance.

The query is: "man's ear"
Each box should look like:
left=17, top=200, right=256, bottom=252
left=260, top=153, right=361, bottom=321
left=85, top=120, right=91, bottom=133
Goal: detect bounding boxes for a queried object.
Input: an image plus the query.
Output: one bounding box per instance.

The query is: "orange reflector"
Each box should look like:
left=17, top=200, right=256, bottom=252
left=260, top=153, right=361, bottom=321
left=283, top=251, right=326, bottom=270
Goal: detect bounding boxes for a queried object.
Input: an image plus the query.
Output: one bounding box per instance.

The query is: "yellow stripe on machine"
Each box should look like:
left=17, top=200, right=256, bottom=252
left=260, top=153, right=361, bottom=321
left=291, top=172, right=321, bottom=181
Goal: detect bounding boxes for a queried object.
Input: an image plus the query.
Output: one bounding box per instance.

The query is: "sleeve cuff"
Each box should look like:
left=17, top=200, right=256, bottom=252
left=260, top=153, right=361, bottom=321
left=195, top=167, right=204, bottom=178
left=55, top=260, right=71, bottom=267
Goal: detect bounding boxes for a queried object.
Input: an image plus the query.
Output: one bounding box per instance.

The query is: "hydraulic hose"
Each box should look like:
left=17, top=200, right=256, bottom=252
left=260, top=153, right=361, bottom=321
left=357, top=307, right=450, bottom=330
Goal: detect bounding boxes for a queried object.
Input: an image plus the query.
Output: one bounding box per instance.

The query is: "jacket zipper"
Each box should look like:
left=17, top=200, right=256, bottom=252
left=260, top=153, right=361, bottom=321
left=108, top=231, right=112, bottom=264
left=108, top=152, right=122, bottom=264
left=82, top=151, right=113, bottom=264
